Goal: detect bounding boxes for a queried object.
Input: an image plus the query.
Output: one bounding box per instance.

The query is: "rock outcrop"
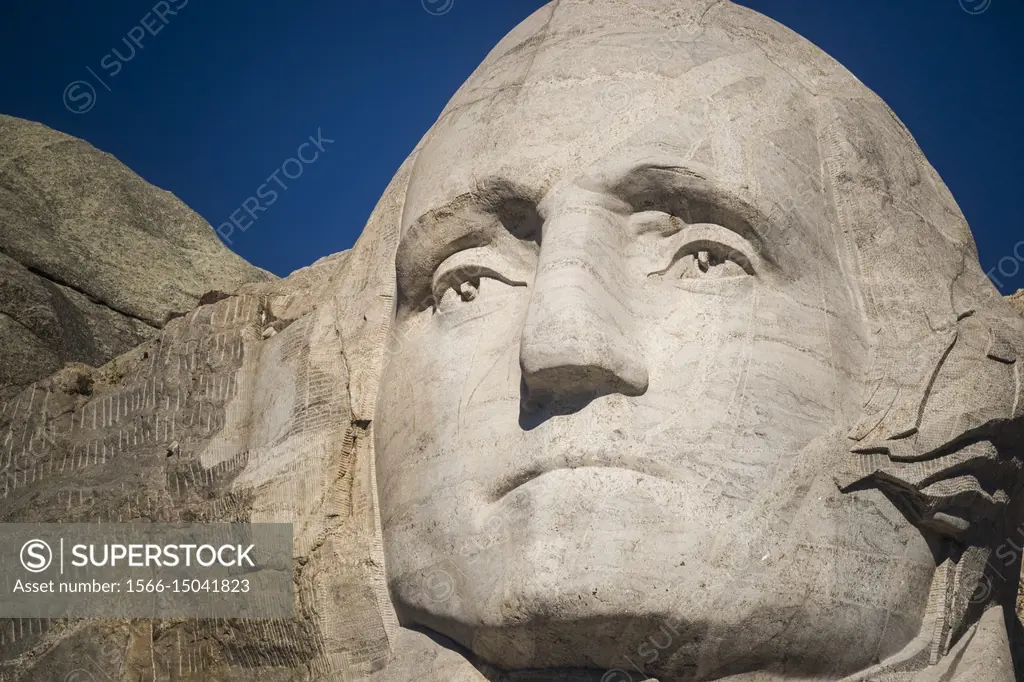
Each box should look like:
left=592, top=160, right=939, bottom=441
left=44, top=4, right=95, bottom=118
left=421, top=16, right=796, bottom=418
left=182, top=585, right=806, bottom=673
left=1010, top=288, right=1024, bottom=317
left=0, top=115, right=273, bottom=398
left=0, top=172, right=391, bottom=679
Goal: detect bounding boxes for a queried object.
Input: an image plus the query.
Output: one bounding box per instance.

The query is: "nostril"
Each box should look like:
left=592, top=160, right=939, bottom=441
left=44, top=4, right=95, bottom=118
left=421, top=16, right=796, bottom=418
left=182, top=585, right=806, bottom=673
left=520, top=359, right=648, bottom=416
left=518, top=364, right=647, bottom=428
left=523, top=363, right=647, bottom=401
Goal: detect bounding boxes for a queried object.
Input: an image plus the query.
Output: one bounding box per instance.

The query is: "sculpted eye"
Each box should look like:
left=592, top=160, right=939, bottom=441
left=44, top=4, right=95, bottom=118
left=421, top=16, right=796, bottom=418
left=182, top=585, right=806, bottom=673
left=671, top=240, right=753, bottom=280
left=644, top=220, right=760, bottom=283
left=431, top=247, right=529, bottom=310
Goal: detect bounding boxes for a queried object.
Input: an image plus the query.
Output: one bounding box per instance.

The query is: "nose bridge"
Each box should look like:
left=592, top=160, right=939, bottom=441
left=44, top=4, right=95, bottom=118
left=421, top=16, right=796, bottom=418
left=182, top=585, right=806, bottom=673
left=519, top=190, right=648, bottom=403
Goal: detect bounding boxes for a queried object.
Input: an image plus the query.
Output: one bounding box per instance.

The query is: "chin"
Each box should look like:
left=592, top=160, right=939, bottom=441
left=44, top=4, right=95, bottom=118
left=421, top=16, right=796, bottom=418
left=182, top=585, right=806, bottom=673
left=400, top=579, right=886, bottom=680
left=386, top=468, right=929, bottom=679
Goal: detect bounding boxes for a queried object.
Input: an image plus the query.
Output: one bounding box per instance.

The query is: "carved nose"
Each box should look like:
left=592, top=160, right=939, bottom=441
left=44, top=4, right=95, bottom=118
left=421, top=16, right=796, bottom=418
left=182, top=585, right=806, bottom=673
left=519, top=195, right=648, bottom=407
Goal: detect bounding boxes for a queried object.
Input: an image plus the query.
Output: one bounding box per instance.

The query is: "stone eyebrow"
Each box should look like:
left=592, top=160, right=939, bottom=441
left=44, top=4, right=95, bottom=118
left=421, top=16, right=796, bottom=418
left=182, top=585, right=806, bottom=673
left=395, top=182, right=541, bottom=310
left=595, top=162, right=779, bottom=269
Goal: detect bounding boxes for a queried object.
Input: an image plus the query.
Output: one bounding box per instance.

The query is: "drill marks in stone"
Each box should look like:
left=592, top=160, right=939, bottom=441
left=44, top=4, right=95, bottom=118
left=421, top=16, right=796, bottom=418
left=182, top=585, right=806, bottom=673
left=169, top=449, right=248, bottom=494
left=1, top=292, right=267, bottom=671
left=21, top=385, right=36, bottom=446
left=230, top=295, right=243, bottom=327
left=5, top=398, right=20, bottom=432
left=38, top=388, right=50, bottom=428
left=4, top=432, right=12, bottom=471
left=0, top=620, right=13, bottom=647
left=1013, top=361, right=1022, bottom=420
left=187, top=339, right=199, bottom=373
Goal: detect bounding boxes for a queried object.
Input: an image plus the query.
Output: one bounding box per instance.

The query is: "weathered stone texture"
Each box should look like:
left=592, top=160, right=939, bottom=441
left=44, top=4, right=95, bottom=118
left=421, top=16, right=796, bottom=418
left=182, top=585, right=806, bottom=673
left=0, top=288, right=343, bottom=680
left=3, top=1, right=1024, bottom=681
left=1010, top=289, right=1024, bottom=317
left=0, top=115, right=274, bottom=399
left=0, top=153, right=406, bottom=681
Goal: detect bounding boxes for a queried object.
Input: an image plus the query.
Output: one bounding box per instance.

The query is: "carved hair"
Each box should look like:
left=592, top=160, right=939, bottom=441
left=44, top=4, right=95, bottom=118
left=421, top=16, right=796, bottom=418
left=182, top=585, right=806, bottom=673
left=709, top=1, right=1024, bottom=659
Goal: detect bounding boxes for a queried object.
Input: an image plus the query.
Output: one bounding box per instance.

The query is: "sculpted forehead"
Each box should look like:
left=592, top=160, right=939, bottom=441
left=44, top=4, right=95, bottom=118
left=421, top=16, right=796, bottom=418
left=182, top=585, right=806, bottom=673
left=402, top=5, right=826, bottom=232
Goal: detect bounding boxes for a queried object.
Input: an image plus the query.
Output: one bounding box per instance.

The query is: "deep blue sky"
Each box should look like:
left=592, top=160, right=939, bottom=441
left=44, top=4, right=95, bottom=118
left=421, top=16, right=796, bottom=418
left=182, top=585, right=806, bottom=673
left=1, top=0, right=1021, bottom=293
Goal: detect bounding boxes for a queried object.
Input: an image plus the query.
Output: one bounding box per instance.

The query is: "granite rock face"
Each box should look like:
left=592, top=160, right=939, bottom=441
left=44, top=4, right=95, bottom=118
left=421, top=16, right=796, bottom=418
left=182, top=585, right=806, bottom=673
left=2, top=2, right=1024, bottom=682
left=1010, top=289, right=1024, bottom=316
left=0, top=151, right=396, bottom=680
left=0, top=115, right=273, bottom=398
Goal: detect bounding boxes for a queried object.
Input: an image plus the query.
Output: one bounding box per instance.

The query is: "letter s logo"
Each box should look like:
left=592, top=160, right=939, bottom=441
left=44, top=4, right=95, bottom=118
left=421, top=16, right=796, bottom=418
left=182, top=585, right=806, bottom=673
left=20, top=539, right=53, bottom=573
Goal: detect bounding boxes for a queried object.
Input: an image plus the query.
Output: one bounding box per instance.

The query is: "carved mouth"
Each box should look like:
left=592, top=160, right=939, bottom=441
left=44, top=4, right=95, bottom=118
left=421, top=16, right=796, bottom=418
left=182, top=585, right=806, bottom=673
left=493, top=458, right=677, bottom=502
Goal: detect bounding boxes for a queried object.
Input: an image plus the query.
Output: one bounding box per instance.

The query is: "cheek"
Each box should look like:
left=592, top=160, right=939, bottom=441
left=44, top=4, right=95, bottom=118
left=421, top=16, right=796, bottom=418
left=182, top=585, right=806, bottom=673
left=640, top=281, right=847, bottom=450
left=432, top=280, right=531, bottom=420
left=376, top=281, right=530, bottom=481
left=641, top=276, right=757, bottom=405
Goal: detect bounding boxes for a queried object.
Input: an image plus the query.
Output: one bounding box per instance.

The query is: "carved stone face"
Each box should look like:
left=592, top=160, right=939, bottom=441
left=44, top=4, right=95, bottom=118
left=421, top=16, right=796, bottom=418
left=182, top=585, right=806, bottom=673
left=375, top=9, right=939, bottom=679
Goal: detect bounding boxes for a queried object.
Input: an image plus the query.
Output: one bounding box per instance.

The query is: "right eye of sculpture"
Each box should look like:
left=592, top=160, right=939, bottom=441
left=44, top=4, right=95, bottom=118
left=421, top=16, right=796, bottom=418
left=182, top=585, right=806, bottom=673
left=430, top=246, right=529, bottom=309
left=644, top=220, right=760, bottom=283
left=669, top=240, right=754, bottom=280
